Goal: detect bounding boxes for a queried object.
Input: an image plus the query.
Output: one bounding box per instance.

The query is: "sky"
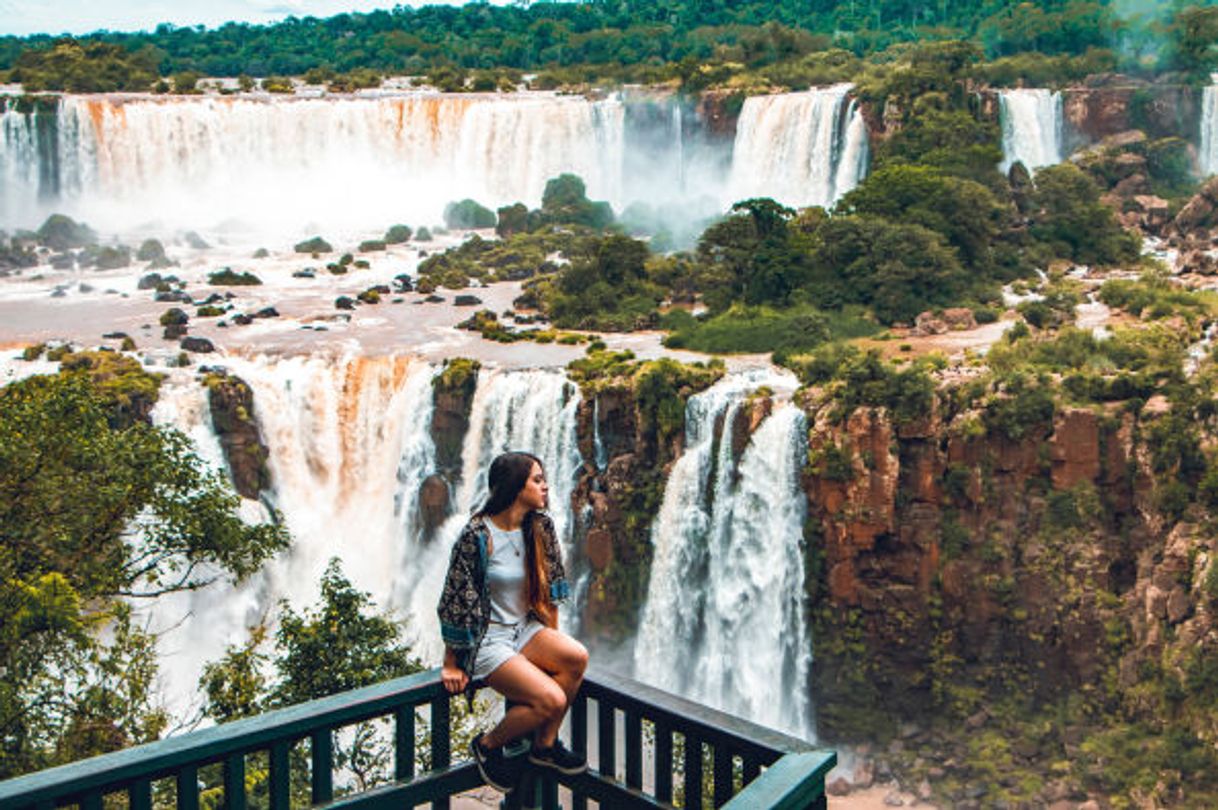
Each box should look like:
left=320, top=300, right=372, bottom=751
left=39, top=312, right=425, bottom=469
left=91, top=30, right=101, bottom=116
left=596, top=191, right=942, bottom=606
left=0, top=0, right=512, bottom=37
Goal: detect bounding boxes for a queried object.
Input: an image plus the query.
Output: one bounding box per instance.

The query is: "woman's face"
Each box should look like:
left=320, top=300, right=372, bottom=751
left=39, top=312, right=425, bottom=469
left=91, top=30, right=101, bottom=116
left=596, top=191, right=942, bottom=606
left=516, top=462, right=548, bottom=511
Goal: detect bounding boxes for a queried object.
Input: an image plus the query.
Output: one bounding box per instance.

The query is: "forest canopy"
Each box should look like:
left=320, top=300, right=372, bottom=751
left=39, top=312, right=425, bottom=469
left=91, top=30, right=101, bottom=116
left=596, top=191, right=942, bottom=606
left=2, top=1, right=1217, bottom=91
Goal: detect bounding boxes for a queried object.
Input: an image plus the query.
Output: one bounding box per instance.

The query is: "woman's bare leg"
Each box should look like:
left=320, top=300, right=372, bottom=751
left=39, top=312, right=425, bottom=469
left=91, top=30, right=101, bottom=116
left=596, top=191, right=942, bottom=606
left=520, top=629, right=589, bottom=747
left=481, top=654, right=567, bottom=750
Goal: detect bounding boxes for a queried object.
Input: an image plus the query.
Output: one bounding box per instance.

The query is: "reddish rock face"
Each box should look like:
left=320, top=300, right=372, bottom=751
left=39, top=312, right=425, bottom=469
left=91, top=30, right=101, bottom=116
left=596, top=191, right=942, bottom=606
left=1063, top=87, right=1133, bottom=143
left=585, top=528, right=614, bottom=571
left=730, top=396, right=773, bottom=464
left=418, top=473, right=451, bottom=539
left=693, top=90, right=743, bottom=138
left=1050, top=408, right=1101, bottom=490
left=798, top=387, right=1193, bottom=737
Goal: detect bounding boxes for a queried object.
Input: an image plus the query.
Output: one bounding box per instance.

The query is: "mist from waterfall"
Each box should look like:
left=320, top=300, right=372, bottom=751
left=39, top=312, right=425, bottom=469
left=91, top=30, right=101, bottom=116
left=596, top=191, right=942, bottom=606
left=634, top=371, right=812, bottom=739
left=999, top=88, right=1064, bottom=173
left=727, top=85, right=869, bottom=209
left=1202, top=75, right=1218, bottom=178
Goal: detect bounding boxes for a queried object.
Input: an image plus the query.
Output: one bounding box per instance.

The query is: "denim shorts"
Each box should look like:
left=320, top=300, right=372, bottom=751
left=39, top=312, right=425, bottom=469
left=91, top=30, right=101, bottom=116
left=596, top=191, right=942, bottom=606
left=473, top=619, right=545, bottom=680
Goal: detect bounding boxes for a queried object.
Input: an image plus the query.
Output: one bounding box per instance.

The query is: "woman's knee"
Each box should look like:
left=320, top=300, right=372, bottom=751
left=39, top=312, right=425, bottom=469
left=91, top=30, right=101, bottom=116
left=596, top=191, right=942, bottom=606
left=568, top=641, right=589, bottom=676
left=534, top=681, right=567, bottom=719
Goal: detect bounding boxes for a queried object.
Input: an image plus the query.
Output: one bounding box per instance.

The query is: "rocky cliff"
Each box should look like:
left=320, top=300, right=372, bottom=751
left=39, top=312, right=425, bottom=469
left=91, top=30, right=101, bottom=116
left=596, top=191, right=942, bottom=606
left=567, top=359, right=1218, bottom=806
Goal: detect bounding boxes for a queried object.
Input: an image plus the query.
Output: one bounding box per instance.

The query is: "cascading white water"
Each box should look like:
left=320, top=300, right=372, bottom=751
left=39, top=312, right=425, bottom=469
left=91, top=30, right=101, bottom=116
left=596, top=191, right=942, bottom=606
left=1201, top=75, right=1218, bottom=177
left=145, top=373, right=273, bottom=718
left=2, top=88, right=874, bottom=235
left=0, top=93, right=625, bottom=235
left=137, top=356, right=438, bottom=717
left=999, top=88, right=1064, bottom=173
left=0, top=102, right=43, bottom=230
left=727, top=84, right=869, bottom=209
left=635, top=371, right=812, bottom=738
left=694, top=405, right=810, bottom=736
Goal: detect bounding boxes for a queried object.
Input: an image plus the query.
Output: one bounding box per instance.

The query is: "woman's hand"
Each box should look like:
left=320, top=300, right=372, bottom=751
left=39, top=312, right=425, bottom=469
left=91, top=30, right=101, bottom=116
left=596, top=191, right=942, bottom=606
left=441, top=648, right=469, bottom=694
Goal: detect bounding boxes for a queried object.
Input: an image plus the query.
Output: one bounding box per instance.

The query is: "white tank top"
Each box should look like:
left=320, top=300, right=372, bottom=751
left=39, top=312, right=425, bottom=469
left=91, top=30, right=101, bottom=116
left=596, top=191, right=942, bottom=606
left=486, top=519, right=528, bottom=624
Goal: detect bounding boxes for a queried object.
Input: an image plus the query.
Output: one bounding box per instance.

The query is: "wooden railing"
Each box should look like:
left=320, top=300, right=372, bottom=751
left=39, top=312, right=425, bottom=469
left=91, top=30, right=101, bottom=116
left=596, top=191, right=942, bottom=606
left=0, top=666, right=835, bottom=810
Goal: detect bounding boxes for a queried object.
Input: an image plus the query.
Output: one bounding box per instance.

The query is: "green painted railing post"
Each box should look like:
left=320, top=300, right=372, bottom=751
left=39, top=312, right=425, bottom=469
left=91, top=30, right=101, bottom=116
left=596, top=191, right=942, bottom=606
left=129, top=778, right=152, bottom=810
left=310, top=730, right=333, bottom=803
left=268, top=741, right=290, bottom=810
left=223, top=754, right=245, bottom=810
left=176, top=765, right=199, bottom=810
left=430, top=694, right=451, bottom=810
left=395, top=706, right=416, bottom=781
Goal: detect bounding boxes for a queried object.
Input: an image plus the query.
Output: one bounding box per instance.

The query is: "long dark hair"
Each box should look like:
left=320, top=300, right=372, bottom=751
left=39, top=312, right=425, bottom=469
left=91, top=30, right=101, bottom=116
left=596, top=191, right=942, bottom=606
left=476, top=451, right=556, bottom=627
left=476, top=451, right=543, bottom=517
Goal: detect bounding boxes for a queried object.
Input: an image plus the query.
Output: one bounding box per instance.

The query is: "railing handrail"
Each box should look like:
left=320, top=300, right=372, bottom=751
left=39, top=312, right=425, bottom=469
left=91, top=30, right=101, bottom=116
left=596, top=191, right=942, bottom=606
left=582, top=666, right=814, bottom=760
left=0, top=665, right=834, bottom=810
left=0, top=669, right=448, bottom=807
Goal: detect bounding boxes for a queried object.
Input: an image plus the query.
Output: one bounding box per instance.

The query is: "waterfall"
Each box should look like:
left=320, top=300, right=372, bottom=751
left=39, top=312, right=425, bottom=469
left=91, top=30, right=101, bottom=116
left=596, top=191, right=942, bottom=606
left=145, top=372, right=273, bottom=718
left=999, top=88, right=1063, bottom=173
left=727, top=84, right=869, bottom=209
left=694, top=405, right=810, bottom=736
left=1, top=88, right=876, bottom=235
left=635, top=370, right=811, bottom=738
left=1202, top=75, right=1218, bottom=177
left=139, top=357, right=588, bottom=715
left=0, top=93, right=626, bottom=234
left=0, top=99, right=47, bottom=225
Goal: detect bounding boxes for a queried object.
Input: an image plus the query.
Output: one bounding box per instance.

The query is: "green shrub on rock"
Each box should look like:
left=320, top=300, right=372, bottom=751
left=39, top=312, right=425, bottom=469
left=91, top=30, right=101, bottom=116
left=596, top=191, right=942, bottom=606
left=208, top=269, right=262, bottom=286
left=37, top=214, right=95, bottom=251
left=294, top=236, right=333, bottom=254
left=443, top=199, right=497, bottom=230
left=384, top=224, right=412, bottom=244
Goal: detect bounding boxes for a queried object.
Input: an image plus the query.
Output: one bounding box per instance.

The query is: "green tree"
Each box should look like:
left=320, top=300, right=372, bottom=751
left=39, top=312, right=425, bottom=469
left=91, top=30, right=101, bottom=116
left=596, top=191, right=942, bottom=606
left=201, top=559, right=423, bottom=791
left=837, top=164, right=1008, bottom=274
left=443, top=199, right=497, bottom=230
left=0, top=369, right=288, bottom=777
left=539, top=174, right=615, bottom=230
left=694, top=198, right=808, bottom=310
left=1029, top=163, right=1140, bottom=266
left=1166, top=5, right=1218, bottom=75
left=808, top=215, right=968, bottom=324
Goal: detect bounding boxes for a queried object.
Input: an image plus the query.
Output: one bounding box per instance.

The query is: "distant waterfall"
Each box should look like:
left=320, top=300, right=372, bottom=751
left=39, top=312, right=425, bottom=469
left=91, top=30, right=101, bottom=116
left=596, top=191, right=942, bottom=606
left=1, top=88, right=879, bottom=234
left=1202, top=76, right=1218, bottom=177
left=635, top=372, right=812, bottom=738
left=999, top=89, right=1063, bottom=173
left=0, top=93, right=625, bottom=234
left=727, top=84, right=869, bottom=209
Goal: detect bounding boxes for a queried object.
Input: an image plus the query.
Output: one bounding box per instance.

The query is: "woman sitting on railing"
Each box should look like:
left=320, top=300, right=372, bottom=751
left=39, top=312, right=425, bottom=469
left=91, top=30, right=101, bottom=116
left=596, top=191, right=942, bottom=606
left=437, top=450, right=589, bottom=792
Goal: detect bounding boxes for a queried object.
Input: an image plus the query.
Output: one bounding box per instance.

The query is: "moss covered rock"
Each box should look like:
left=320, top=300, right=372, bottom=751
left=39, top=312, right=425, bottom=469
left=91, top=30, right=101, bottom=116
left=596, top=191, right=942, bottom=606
left=204, top=371, right=272, bottom=500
